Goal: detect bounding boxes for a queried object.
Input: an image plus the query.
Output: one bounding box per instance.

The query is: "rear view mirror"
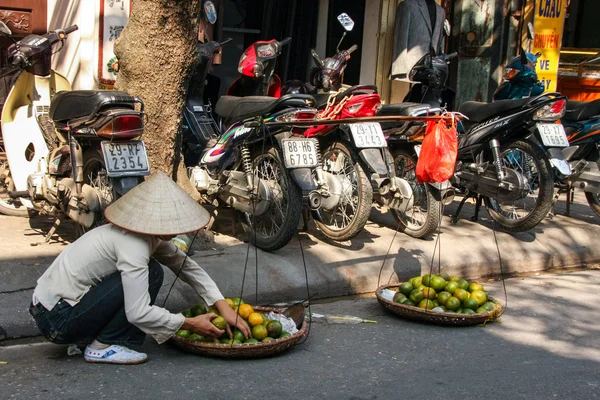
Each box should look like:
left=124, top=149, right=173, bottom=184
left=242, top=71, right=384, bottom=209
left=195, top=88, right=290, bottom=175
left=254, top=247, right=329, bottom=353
left=337, top=13, right=354, bottom=32
left=527, top=22, right=535, bottom=40
left=204, top=1, right=217, bottom=25
left=0, top=21, right=12, bottom=36
left=444, top=19, right=451, bottom=37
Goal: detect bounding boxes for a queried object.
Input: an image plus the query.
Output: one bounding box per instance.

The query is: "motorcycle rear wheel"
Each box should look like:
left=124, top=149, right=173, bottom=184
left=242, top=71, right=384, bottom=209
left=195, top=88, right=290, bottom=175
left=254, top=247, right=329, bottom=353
left=485, top=139, right=554, bottom=232
left=315, top=141, right=373, bottom=241
left=241, top=147, right=302, bottom=252
left=75, top=149, right=116, bottom=236
left=390, top=148, right=441, bottom=238
left=584, top=156, right=600, bottom=217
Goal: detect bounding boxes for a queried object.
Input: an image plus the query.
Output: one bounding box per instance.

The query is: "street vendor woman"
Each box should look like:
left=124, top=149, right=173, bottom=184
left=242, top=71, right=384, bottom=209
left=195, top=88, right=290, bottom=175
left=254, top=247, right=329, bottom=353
left=29, top=171, right=250, bottom=364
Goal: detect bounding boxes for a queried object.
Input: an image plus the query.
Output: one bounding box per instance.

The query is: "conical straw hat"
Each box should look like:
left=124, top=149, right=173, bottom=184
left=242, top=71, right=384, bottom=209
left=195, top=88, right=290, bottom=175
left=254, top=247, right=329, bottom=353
left=104, top=171, right=210, bottom=236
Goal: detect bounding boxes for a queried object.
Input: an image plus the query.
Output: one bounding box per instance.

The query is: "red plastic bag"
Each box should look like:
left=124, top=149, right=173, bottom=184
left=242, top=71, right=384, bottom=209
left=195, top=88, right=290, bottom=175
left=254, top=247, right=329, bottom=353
left=416, top=119, right=458, bottom=183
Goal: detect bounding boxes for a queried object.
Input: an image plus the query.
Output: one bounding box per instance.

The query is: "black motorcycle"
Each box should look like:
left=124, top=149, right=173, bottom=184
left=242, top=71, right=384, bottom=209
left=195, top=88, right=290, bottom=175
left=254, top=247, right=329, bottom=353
left=384, top=53, right=570, bottom=232
left=181, top=39, right=319, bottom=252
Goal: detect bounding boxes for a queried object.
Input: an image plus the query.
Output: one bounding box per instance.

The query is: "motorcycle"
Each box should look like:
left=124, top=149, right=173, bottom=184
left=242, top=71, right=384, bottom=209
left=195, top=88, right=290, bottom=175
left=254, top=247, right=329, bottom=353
left=182, top=38, right=319, bottom=252
left=493, top=25, right=600, bottom=218
left=0, top=22, right=148, bottom=239
left=386, top=51, right=570, bottom=232
left=281, top=13, right=416, bottom=241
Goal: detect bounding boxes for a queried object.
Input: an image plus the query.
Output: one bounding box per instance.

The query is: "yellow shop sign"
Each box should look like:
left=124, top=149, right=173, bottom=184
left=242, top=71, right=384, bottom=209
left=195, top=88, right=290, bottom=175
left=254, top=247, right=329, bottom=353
left=533, top=0, right=567, bottom=92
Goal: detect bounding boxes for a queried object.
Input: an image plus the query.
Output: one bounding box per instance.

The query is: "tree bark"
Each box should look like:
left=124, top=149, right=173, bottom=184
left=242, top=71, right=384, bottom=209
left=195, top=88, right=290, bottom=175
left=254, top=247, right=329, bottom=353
left=114, top=0, right=201, bottom=197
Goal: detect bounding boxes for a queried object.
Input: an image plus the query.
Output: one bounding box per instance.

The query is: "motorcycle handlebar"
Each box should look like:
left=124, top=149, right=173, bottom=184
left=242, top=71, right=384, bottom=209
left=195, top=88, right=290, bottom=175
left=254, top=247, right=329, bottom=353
left=446, top=52, right=458, bottom=60
left=348, top=44, right=358, bottom=54
left=220, top=37, right=233, bottom=46
left=64, top=25, right=79, bottom=34
left=280, top=37, right=292, bottom=47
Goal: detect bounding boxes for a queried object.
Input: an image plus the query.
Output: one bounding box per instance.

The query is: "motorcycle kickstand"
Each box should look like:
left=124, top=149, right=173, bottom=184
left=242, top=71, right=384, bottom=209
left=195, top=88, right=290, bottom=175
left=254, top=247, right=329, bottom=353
left=31, top=213, right=66, bottom=246
left=451, top=192, right=474, bottom=224
left=470, top=194, right=483, bottom=222
left=565, top=184, right=574, bottom=217
left=301, top=209, right=310, bottom=232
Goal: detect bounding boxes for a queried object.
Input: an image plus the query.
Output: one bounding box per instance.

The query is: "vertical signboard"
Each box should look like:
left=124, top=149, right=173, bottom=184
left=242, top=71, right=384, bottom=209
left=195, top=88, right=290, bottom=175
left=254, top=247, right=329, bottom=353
left=532, top=0, right=567, bottom=92
left=98, top=0, right=131, bottom=89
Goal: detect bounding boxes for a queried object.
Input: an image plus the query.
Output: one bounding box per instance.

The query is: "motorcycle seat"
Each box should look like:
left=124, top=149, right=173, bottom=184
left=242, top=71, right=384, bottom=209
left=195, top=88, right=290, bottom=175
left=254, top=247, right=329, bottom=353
left=50, top=90, right=137, bottom=123
left=378, top=102, right=432, bottom=117
left=458, top=97, right=532, bottom=123
left=564, top=99, right=600, bottom=122
left=215, top=94, right=316, bottom=124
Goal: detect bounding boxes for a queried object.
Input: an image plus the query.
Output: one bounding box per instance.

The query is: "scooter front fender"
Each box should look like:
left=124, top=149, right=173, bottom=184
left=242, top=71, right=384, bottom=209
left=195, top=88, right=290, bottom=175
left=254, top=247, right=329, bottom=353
left=1, top=71, right=70, bottom=200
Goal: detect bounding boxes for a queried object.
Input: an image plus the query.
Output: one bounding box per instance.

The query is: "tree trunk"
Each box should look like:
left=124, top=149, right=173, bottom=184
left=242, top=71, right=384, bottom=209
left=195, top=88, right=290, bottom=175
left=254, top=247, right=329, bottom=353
left=114, top=0, right=201, bottom=197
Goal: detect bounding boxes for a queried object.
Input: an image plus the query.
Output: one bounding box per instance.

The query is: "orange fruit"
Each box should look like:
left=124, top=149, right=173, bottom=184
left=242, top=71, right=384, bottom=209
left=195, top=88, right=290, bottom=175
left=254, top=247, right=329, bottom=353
left=470, top=290, right=488, bottom=306
left=422, top=287, right=437, bottom=299
left=251, top=324, right=268, bottom=340
left=237, top=304, right=254, bottom=319
left=247, top=312, right=264, bottom=326
left=453, top=288, right=469, bottom=302
left=225, top=298, right=235, bottom=309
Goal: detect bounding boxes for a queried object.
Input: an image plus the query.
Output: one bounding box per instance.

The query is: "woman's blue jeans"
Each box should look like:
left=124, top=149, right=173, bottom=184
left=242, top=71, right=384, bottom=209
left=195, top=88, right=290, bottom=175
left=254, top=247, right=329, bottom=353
left=29, top=259, right=164, bottom=346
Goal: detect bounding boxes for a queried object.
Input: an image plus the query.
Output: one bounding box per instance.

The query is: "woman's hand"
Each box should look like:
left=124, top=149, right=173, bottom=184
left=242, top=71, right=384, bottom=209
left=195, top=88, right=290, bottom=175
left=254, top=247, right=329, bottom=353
left=181, top=313, right=224, bottom=338
left=215, top=300, right=252, bottom=339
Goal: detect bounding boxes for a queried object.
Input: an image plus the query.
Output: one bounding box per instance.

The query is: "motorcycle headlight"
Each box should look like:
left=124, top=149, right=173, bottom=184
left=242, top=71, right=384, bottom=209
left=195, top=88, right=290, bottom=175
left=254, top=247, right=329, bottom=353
left=256, top=43, right=276, bottom=58
left=503, top=67, right=519, bottom=80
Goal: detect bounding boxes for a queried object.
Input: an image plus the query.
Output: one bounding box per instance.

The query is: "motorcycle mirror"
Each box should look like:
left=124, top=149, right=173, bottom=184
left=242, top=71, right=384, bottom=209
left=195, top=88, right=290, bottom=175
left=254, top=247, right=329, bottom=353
left=204, top=1, right=217, bottom=25
left=520, top=46, right=528, bottom=65
left=443, top=19, right=451, bottom=37
left=527, top=22, right=534, bottom=40
left=0, top=21, right=12, bottom=36
left=336, top=31, right=347, bottom=53
left=311, top=49, right=324, bottom=68
left=337, top=13, right=354, bottom=31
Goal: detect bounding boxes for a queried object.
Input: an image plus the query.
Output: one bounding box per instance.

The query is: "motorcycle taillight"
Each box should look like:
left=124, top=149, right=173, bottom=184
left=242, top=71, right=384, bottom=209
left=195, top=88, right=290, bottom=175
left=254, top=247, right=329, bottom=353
left=275, top=108, right=318, bottom=122
left=96, top=115, right=144, bottom=139
left=533, top=99, right=566, bottom=121
left=343, top=95, right=381, bottom=117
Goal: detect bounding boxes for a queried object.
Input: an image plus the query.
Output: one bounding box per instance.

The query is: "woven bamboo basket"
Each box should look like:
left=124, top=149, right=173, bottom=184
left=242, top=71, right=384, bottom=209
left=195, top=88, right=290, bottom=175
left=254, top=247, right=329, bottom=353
left=170, top=306, right=308, bottom=358
left=376, top=284, right=503, bottom=326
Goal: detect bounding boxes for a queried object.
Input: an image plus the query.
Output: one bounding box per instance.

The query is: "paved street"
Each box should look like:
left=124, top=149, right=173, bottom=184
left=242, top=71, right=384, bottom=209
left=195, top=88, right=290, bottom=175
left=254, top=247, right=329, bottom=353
left=1, top=270, right=599, bottom=400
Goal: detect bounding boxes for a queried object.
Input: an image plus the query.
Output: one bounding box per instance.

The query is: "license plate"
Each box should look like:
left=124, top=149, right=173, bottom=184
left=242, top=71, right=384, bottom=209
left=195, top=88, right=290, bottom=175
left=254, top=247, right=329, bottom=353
left=349, top=122, right=387, bottom=148
left=281, top=138, right=319, bottom=168
left=537, top=123, right=569, bottom=147
left=101, top=141, right=151, bottom=177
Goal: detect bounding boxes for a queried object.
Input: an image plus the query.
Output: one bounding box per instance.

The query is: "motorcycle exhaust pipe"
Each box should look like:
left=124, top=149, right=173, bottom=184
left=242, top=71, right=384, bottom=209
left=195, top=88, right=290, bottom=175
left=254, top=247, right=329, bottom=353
left=7, top=190, right=30, bottom=199
left=442, top=187, right=456, bottom=205
left=307, top=191, right=322, bottom=210
left=373, top=177, right=391, bottom=196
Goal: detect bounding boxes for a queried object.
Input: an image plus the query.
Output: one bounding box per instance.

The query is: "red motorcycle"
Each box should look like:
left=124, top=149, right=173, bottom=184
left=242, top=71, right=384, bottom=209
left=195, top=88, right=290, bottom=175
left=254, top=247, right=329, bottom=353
left=279, top=14, right=417, bottom=241
left=226, top=38, right=290, bottom=97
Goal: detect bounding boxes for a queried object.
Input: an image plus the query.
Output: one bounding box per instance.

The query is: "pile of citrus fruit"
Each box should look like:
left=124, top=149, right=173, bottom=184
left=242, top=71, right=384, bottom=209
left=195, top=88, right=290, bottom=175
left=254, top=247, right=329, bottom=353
left=175, top=298, right=292, bottom=344
left=393, top=274, right=497, bottom=315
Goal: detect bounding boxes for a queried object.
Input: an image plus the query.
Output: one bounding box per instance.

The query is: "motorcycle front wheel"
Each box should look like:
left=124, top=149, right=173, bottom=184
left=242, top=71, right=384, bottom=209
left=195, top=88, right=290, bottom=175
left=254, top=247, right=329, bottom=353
left=390, top=147, right=441, bottom=238
left=485, top=139, right=554, bottom=232
left=584, top=155, right=600, bottom=217
left=315, top=141, right=373, bottom=241
left=241, top=147, right=302, bottom=252
left=0, top=160, right=31, bottom=217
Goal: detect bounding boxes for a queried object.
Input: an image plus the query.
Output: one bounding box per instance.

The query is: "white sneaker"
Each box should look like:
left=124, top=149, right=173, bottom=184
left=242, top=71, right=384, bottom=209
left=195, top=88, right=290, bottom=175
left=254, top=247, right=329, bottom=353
left=84, top=345, right=148, bottom=365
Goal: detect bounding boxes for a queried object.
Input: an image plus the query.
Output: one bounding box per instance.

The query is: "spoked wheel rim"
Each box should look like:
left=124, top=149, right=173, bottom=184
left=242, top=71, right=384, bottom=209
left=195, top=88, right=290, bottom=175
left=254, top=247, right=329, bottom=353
left=0, top=159, right=30, bottom=216
left=392, top=153, right=429, bottom=230
left=81, top=152, right=114, bottom=232
left=320, top=148, right=361, bottom=231
left=244, top=152, right=288, bottom=240
left=488, top=146, right=542, bottom=221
